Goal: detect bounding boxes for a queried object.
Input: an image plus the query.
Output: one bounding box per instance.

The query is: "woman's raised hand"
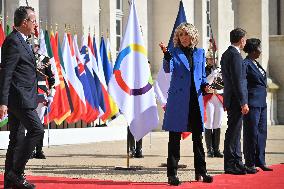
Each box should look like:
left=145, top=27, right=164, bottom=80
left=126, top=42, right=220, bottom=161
left=159, top=42, right=167, bottom=53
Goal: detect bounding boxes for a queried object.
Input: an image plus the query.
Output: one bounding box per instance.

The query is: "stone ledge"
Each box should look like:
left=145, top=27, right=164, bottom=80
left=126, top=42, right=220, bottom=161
left=268, top=77, right=279, bottom=92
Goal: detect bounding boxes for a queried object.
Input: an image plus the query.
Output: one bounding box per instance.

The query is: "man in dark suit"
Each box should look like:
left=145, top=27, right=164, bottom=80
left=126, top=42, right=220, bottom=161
left=0, top=6, right=44, bottom=189
left=221, top=28, right=254, bottom=175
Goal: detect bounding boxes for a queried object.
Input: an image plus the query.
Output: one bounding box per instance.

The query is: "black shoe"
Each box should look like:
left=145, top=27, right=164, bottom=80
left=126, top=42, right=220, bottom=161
left=30, top=151, right=36, bottom=159
left=34, top=151, right=46, bottom=159
left=213, top=150, right=224, bottom=158
left=245, top=166, right=258, bottom=174
left=135, top=150, right=144, bottom=158
left=6, top=170, right=36, bottom=189
left=258, top=165, right=273, bottom=171
left=168, top=176, right=181, bottom=186
left=4, top=178, right=13, bottom=189
left=195, top=173, right=213, bottom=183
left=225, top=168, right=246, bottom=175
left=236, top=164, right=247, bottom=172
left=129, top=148, right=136, bottom=158
left=207, top=149, right=214, bottom=158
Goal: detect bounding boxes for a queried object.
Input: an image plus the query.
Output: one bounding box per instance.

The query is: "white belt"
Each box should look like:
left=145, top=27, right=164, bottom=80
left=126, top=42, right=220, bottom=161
left=208, top=89, right=223, bottom=94
left=38, top=81, right=47, bottom=85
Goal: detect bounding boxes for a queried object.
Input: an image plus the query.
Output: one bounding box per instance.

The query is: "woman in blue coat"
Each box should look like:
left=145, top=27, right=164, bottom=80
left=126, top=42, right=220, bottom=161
left=159, top=23, right=213, bottom=186
left=243, top=38, right=273, bottom=172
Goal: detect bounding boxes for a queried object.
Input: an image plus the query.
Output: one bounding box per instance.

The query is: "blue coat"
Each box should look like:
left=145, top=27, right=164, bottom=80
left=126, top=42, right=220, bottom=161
left=244, top=58, right=267, bottom=107
left=162, top=47, right=207, bottom=132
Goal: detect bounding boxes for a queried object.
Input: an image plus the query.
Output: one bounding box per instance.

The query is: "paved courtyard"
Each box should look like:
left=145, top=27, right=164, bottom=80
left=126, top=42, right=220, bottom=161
left=0, top=123, right=283, bottom=183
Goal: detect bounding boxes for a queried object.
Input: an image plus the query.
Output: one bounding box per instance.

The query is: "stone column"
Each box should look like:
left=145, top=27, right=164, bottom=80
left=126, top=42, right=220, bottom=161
left=211, top=0, right=234, bottom=63
left=151, top=0, right=180, bottom=79
left=19, top=0, right=39, bottom=22
left=135, top=0, right=148, bottom=50
left=150, top=0, right=180, bottom=130
left=99, top=0, right=116, bottom=60
left=4, top=0, right=39, bottom=32
left=4, top=0, right=20, bottom=27
left=46, top=0, right=82, bottom=41
left=269, top=36, right=284, bottom=124
left=194, top=0, right=207, bottom=48
left=183, top=0, right=195, bottom=24
left=82, top=0, right=100, bottom=44
left=236, top=0, right=269, bottom=70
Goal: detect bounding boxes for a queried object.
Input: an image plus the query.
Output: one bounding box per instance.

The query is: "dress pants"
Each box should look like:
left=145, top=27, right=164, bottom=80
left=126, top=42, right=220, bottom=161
left=167, top=90, right=206, bottom=177
left=224, top=99, right=244, bottom=171
left=205, top=95, right=224, bottom=129
left=243, top=106, right=267, bottom=167
left=5, top=107, right=44, bottom=175
left=167, top=131, right=206, bottom=177
left=35, top=102, right=47, bottom=152
left=128, top=127, right=142, bottom=151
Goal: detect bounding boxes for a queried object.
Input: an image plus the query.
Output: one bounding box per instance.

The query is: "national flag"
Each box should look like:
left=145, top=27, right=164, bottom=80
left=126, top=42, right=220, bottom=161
left=0, top=115, right=8, bottom=128
left=80, top=36, right=103, bottom=117
left=88, top=35, right=112, bottom=121
left=73, top=34, right=99, bottom=123
left=88, top=35, right=105, bottom=114
left=57, top=35, right=74, bottom=115
left=5, top=22, right=11, bottom=36
left=153, top=1, right=190, bottom=139
left=45, top=30, right=71, bottom=125
left=0, top=21, right=5, bottom=47
left=0, top=22, right=7, bottom=127
left=0, top=21, right=5, bottom=63
left=100, top=37, right=112, bottom=85
left=92, top=35, right=98, bottom=63
left=106, top=36, right=114, bottom=70
left=108, top=0, right=159, bottom=140
left=62, top=33, right=87, bottom=123
left=38, top=29, right=59, bottom=86
left=99, top=36, right=119, bottom=120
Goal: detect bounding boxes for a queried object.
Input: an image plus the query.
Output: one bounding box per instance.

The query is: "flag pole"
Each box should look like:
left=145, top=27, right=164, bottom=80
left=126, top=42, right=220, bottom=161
left=149, top=132, right=152, bottom=149
left=114, top=125, right=141, bottom=171
left=47, top=115, right=50, bottom=148
left=45, top=106, right=50, bottom=148
left=126, top=126, right=130, bottom=168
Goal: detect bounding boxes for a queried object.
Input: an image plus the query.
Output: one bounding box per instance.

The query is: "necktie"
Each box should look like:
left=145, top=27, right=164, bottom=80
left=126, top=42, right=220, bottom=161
left=26, top=38, right=33, bottom=52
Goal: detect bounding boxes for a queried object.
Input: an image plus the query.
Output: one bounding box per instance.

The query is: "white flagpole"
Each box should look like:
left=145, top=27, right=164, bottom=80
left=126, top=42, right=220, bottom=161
left=45, top=105, right=50, bottom=148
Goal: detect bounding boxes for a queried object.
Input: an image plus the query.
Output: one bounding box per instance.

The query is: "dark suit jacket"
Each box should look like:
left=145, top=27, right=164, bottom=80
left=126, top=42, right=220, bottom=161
left=244, top=57, right=267, bottom=107
left=221, top=46, right=247, bottom=109
left=0, top=29, right=37, bottom=109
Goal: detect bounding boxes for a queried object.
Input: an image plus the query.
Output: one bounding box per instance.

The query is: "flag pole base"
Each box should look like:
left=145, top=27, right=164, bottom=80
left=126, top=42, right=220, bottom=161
left=114, top=166, right=142, bottom=171
left=95, top=123, right=107, bottom=127
left=159, top=163, right=187, bottom=169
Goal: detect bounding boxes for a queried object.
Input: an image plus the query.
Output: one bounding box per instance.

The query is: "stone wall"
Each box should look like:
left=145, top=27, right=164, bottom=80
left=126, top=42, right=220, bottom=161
left=269, top=35, right=284, bottom=123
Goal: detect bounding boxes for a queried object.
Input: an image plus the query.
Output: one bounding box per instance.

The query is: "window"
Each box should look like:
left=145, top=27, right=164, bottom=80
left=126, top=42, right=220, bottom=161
left=0, top=0, right=2, bottom=16
left=116, top=0, right=123, bottom=54
left=116, top=0, right=122, bottom=11
left=116, top=19, right=122, bottom=52
left=0, top=0, right=3, bottom=24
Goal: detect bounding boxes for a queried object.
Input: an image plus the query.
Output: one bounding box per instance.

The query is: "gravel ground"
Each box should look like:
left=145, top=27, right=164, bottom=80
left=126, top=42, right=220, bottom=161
left=0, top=123, right=283, bottom=183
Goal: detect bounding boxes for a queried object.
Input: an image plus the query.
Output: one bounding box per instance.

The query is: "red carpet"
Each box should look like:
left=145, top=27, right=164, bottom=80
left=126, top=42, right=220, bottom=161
left=1, top=164, right=283, bottom=189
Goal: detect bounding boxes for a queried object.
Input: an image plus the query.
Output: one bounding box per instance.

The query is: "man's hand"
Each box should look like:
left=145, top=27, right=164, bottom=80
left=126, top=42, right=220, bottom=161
left=0, top=105, right=8, bottom=119
left=241, top=104, right=249, bottom=115
left=47, top=96, right=54, bottom=107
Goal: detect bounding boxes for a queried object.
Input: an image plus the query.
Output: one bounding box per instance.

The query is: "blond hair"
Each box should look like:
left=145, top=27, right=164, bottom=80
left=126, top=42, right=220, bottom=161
left=173, top=23, right=199, bottom=48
